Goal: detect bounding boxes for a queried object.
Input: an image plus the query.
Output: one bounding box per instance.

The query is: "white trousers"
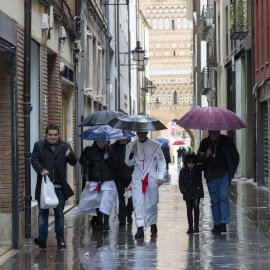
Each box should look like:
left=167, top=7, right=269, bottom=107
left=132, top=173, right=159, bottom=228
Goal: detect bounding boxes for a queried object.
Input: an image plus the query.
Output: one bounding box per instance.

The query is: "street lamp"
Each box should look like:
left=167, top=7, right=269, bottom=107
left=154, top=98, right=161, bottom=109
left=145, top=81, right=156, bottom=95
left=132, top=41, right=146, bottom=62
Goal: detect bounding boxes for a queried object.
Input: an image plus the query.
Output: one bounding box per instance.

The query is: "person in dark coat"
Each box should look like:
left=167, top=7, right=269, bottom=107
left=197, top=130, right=239, bottom=234
left=78, top=140, right=117, bottom=231
left=111, top=138, right=134, bottom=226
left=31, top=124, right=77, bottom=248
left=177, top=146, right=186, bottom=167
left=161, top=145, right=171, bottom=172
left=79, top=142, right=98, bottom=228
left=179, top=152, right=205, bottom=234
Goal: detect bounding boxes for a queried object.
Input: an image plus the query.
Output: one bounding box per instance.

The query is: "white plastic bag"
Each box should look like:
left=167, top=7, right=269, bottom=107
left=40, top=175, right=59, bottom=209
left=123, top=184, right=132, bottom=199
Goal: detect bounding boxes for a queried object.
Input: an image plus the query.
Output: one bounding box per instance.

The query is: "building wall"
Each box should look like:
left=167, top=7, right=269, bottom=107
left=0, top=0, right=78, bottom=247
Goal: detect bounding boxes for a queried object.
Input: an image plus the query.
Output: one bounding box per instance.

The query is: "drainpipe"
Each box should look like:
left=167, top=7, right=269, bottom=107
left=24, top=0, right=32, bottom=239
left=106, top=0, right=111, bottom=110
left=128, top=2, right=131, bottom=114
left=117, top=3, right=120, bottom=111
left=214, top=1, right=217, bottom=106
left=251, top=0, right=256, bottom=182
left=76, top=0, right=84, bottom=201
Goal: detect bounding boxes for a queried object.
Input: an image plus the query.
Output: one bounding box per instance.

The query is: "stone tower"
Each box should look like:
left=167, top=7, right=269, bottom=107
left=140, top=0, right=193, bottom=138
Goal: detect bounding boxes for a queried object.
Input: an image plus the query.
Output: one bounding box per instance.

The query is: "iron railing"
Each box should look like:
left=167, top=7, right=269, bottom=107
left=230, top=0, right=251, bottom=40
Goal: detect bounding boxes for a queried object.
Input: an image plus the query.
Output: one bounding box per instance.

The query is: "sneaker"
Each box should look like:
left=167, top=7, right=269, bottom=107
left=34, top=237, right=47, bottom=248
left=220, top=223, right=227, bottom=232
left=211, top=225, right=221, bottom=234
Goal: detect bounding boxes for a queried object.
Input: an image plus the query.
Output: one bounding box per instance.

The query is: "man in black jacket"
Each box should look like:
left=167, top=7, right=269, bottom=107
left=31, top=124, right=77, bottom=248
left=197, top=130, right=239, bottom=234
left=111, top=138, right=134, bottom=226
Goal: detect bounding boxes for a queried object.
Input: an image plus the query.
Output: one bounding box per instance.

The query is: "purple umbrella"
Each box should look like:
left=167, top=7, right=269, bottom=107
left=177, top=107, right=246, bottom=131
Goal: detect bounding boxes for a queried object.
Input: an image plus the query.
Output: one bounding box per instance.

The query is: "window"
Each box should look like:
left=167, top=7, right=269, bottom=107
left=172, top=20, right=175, bottom=30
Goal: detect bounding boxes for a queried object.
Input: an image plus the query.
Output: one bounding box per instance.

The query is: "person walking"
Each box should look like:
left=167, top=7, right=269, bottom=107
left=78, top=140, right=118, bottom=231
left=179, top=152, right=205, bottom=234
left=79, top=142, right=98, bottom=228
left=177, top=146, right=186, bottom=168
left=162, top=144, right=171, bottom=174
left=31, top=123, right=77, bottom=248
left=111, top=138, right=134, bottom=226
left=197, top=130, right=239, bottom=233
left=125, top=132, right=166, bottom=238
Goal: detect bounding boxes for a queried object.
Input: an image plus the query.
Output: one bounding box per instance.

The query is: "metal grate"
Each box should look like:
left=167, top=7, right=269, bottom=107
left=263, top=101, right=269, bottom=188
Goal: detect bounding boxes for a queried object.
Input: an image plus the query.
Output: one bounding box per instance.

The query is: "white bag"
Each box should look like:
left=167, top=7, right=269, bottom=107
left=123, top=184, right=132, bottom=199
left=40, top=175, right=59, bottom=209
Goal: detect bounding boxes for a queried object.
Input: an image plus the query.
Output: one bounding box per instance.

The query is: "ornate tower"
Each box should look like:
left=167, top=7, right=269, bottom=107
left=140, top=0, right=193, bottom=131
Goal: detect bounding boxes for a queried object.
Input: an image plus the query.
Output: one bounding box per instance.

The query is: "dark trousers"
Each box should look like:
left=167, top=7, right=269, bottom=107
left=115, top=178, right=133, bottom=223
left=38, top=188, right=66, bottom=240
left=186, top=198, right=200, bottom=228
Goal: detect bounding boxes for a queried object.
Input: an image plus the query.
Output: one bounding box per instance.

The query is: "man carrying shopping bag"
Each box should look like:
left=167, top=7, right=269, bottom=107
left=31, top=124, right=77, bottom=248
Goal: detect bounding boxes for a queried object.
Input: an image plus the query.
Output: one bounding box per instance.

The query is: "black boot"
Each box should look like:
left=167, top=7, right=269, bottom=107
left=187, top=226, right=193, bottom=234
left=96, top=209, right=104, bottom=230
left=135, top=227, right=144, bottom=238
left=103, top=214, right=110, bottom=230
left=212, top=225, right=221, bottom=234
left=220, top=223, right=227, bottom=232
left=194, top=224, right=199, bottom=233
left=151, top=224, right=158, bottom=234
left=91, top=216, right=98, bottom=228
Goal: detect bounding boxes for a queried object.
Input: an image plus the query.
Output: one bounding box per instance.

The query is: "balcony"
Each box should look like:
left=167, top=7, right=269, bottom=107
left=201, top=67, right=215, bottom=92
left=198, top=5, right=214, bottom=42
left=230, top=0, right=251, bottom=40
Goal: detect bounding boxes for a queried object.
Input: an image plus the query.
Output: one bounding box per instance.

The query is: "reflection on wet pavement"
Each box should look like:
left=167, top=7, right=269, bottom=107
left=1, top=165, right=270, bottom=269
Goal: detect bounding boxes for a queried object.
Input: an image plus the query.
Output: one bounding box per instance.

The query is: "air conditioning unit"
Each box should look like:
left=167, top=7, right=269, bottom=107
left=42, top=14, right=49, bottom=30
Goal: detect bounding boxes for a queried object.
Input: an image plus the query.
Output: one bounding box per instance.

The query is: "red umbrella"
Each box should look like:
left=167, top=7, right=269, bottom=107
left=172, top=141, right=185, bottom=145
left=177, top=107, right=246, bottom=131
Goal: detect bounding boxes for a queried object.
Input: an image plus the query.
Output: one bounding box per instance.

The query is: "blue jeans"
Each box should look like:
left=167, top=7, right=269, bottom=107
left=38, top=188, right=66, bottom=240
left=206, top=173, right=231, bottom=225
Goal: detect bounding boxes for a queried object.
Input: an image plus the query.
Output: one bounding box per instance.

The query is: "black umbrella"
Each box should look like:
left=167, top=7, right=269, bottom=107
left=107, top=115, right=167, bottom=132
left=78, top=110, right=126, bottom=127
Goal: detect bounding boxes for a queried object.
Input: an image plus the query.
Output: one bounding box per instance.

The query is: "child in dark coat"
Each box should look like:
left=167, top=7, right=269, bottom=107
left=179, top=152, right=206, bottom=234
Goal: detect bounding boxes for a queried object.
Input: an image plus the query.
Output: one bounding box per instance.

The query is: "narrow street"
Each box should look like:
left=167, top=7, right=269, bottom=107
left=1, top=164, right=270, bottom=269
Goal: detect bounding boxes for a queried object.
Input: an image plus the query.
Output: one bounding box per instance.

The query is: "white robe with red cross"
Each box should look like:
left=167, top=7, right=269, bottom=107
left=125, top=138, right=166, bottom=228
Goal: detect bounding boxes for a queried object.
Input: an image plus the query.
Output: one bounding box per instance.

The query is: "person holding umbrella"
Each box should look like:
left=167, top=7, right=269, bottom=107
left=78, top=125, right=135, bottom=230
left=197, top=130, right=239, bottom=233
left=125, top=131, right=166, bottom=238
left=78, top=140, right=117, bottom=230
left=177, top=106, right=245, bottom=234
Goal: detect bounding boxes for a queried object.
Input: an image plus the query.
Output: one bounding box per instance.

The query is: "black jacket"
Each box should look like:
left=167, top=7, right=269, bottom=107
left=197, top=134, right=239, bottom=181
left=179, top=164, right=205, bottom=201
left=110, top=142, right=134, bottom=181
left=31, top=139, right=77, bottom=201
left=81, top=144, right=115, bottom=187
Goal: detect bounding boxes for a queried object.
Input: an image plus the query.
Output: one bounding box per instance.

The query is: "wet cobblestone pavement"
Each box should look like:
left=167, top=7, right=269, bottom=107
left=1, top=164, right=270, bottom=269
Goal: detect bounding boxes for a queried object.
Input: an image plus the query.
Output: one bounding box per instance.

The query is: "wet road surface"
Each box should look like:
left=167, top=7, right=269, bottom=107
left=1, top=164, right=270, bottom=269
